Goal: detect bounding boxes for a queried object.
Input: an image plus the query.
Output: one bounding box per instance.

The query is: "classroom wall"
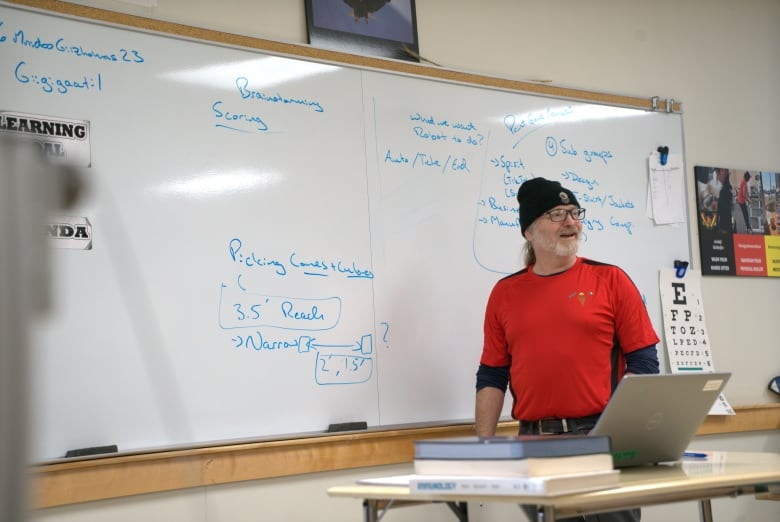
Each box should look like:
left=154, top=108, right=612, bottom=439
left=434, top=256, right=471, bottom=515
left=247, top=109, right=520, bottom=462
left=30, top=0, right=780, bottom=521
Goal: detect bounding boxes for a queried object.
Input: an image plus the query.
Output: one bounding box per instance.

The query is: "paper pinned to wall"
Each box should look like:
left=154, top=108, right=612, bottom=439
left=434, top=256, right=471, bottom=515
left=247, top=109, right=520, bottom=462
left=647, top=152, right=686, bottom=225
left=658, top=268, right=734, bottom=415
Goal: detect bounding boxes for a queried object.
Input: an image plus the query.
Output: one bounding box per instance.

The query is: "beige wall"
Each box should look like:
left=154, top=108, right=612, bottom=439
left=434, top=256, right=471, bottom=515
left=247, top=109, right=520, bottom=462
left=29, top=0, right=780, bottom=520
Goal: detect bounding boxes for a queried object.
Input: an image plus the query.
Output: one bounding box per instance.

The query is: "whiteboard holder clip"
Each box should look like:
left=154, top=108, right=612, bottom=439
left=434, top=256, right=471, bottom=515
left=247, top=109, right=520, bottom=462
left=651, top=96, right=659, bottom=112
left=657, top=146, right=669, bottom=166
left=674, top=260, right=689, bottom=278
left=665, top=98, right=675, bottom=113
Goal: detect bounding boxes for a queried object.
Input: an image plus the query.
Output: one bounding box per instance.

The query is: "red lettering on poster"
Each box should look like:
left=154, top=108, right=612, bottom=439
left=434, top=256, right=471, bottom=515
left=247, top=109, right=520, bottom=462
left=733, top=234, right=768, bottom=276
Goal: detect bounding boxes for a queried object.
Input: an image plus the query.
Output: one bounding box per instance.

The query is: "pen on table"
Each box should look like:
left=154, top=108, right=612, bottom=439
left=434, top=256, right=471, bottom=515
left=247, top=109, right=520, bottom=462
left=683, top=451, right=708, bottom=459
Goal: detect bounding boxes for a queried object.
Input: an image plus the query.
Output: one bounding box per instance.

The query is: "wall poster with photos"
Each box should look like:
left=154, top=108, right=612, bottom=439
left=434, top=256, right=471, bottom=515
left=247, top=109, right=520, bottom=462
left=694, top=165, right=780, bottom=276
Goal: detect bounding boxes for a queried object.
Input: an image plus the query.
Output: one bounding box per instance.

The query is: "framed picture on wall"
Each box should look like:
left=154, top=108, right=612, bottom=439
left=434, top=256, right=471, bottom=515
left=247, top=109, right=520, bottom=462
left=694, top=165, right=780, bottom=277
left=305, top=0, right=420, bottom=62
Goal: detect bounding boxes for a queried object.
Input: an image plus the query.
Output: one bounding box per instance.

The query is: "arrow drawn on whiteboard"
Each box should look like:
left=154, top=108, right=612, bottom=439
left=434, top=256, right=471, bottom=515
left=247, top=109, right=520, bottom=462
left=299, top=334, right=373, bottom=355
left=511, top=125, right=547, bottom=150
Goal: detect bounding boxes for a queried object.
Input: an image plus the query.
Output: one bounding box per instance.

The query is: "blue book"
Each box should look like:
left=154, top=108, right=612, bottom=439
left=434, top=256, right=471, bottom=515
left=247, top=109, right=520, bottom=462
left=414, top=435, right=611, bottom=460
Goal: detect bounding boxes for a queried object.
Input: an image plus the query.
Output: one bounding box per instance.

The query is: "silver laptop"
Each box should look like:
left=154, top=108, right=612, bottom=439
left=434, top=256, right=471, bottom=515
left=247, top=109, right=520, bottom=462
left=589, top=372, right=731, bottom=468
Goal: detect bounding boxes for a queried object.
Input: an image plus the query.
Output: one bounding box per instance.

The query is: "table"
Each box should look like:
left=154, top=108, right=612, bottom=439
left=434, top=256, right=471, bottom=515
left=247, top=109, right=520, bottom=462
left=327, top=452, right=780, bottom=522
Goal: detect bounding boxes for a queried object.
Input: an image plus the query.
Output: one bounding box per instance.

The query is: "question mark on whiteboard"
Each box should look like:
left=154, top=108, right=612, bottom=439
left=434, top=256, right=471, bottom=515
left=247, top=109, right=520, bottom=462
left=380, top=322, right=390, bottom=347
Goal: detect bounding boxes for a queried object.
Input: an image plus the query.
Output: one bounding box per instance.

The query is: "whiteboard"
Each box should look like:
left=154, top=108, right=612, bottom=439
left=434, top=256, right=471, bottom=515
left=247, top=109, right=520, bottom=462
left=0, top=3, right=689, bottom=460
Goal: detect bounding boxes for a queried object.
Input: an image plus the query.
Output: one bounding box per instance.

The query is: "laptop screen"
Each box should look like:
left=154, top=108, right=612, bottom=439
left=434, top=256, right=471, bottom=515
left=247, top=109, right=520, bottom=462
left=589, top=373, right=730, bottom=467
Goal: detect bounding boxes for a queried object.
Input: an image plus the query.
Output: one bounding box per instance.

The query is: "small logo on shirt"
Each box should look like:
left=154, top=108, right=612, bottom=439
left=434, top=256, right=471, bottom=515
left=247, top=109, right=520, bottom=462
left=568, top=290, right=594, bottom=305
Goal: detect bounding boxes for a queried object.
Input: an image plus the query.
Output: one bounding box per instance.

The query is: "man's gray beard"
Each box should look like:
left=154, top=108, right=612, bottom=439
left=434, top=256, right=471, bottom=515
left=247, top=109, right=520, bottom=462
left=537, top=232, right=581, bottom=257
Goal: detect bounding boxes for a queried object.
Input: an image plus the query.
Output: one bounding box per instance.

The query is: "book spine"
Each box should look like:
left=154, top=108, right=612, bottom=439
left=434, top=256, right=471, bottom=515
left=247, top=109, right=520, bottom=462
left=410, top=477, right=546, bottom=496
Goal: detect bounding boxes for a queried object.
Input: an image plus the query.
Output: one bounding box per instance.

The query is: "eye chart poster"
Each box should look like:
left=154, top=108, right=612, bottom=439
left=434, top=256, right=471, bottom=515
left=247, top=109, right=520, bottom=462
left=659, top=267, right=734, bottom=415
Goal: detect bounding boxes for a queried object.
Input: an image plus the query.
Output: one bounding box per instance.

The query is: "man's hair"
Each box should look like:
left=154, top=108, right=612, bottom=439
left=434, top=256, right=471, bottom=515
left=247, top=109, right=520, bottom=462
left=523, top=222, right=536, bottom=267
left=523, top=242, right=536, bottom=267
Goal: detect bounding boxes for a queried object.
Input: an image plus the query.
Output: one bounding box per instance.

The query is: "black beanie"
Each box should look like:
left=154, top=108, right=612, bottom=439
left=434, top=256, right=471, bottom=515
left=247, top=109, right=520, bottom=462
left=517, top=178, right=580, bottom=235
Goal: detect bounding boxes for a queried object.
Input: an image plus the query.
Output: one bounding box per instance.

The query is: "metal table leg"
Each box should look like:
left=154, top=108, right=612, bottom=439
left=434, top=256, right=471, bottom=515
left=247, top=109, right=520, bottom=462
left=363, top=499, right=379, bottom=522
left=363, top=498, right=468, bottom=522
left=698, top=499, right=714, bottom=522
left=535, top=505, right=557, bottom=522
left=445, top=501, right=469, bottom=522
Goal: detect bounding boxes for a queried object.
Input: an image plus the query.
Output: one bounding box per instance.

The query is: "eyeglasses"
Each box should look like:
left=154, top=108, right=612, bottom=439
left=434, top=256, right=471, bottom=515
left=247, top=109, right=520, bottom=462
left=543, top=208, right=586, bottom=222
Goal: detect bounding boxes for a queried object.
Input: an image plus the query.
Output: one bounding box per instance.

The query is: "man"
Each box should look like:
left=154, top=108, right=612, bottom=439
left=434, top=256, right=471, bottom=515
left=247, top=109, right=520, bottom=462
left=736, top=171, right=752, bottom=233
left=715, top=168, right=733, bottom=234
left=475, top=177, right=659, bottom=522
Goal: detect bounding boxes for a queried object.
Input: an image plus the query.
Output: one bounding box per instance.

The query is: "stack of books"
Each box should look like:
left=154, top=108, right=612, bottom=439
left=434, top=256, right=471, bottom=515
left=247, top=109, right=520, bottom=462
left=409, top=435, right=619, bottom=496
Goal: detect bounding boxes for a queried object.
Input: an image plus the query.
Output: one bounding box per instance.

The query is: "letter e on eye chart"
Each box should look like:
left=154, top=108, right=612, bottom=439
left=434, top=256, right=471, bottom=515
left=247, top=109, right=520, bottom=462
left=659, top=268, right=734, bottom=415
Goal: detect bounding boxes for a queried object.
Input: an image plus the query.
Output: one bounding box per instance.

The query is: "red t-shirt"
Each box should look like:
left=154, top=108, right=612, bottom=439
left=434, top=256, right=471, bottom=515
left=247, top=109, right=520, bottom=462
left=480, top=257, right=659, bottom=420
